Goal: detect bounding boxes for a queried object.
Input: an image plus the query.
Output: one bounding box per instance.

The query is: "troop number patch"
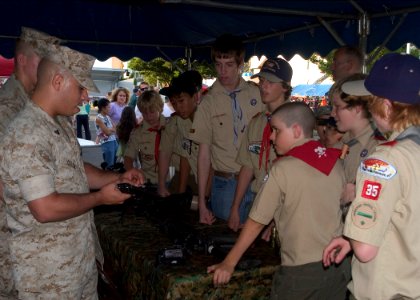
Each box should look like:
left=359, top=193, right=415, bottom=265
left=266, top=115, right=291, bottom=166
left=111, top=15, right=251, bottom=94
left=361, top=180, right=382, bottom=200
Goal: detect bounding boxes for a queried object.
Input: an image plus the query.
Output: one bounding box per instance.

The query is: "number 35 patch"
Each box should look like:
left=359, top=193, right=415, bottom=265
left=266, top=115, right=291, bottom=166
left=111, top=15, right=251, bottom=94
left=361, top=180, right=382, bottom=200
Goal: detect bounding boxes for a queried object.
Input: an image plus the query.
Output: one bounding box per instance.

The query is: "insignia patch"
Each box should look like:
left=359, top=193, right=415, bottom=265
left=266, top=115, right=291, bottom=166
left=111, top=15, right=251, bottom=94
left=250, top=98, right=257, bottom=106
left=314, top=146, right=326, bottom=158
left=351, top=202, right=378, bottom=229
left=361, top=180, right=381, bottom=200
left=360, top=149, right=368, bottom=157
left=248, top=143, right=261, bottom=154
left=360, top=158, right=397, bottom=180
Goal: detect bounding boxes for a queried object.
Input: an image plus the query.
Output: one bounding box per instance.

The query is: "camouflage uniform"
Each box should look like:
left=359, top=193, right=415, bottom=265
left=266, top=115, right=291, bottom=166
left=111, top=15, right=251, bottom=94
left=0, top=101, right=100, bottom=299
left=0, top=75, right=28, bottom=299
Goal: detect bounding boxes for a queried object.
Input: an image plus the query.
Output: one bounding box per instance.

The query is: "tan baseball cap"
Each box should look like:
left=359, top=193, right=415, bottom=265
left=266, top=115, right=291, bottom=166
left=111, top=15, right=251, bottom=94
left=20, top=27, right=61, bottom=57
left=46, top=44, right=99, bottom=93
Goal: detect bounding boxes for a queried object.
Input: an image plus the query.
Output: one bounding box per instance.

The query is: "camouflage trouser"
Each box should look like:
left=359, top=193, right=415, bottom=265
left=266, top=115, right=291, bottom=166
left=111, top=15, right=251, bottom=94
left=0, top=196, right=17, bottom=300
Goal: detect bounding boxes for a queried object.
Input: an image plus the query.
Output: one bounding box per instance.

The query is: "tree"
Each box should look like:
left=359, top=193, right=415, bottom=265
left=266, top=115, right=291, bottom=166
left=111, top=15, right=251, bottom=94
left=127, top=57, right=217, bottom=87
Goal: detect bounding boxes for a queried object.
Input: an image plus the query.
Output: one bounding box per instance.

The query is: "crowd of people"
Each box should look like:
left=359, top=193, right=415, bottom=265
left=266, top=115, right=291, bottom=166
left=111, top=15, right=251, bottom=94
left=1, top=26, right=420, bottom=300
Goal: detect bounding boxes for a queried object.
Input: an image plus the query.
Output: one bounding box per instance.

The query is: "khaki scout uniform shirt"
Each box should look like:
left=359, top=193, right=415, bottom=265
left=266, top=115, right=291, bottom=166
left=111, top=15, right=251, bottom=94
left=236, top=111, right=277, bottom=193
left=189, top=78, right=263, bottom=173
left=344, top=128, right=420, bottom=300
left=336, top=124, right=379, bottom=184
left=125, top=115, right=166, bottom=184
left=159, top=114, right=180, bottom=171
left=174, top=117, right=199, bottom=180
left=0, top=75, right=28, bottom=296
left=249, top=139, right=344, bottom=266
left=0, top=101, right=100, bottom=296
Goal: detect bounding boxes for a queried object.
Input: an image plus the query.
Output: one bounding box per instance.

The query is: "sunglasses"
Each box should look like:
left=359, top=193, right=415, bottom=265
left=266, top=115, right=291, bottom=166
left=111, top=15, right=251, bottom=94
left=140, top=87, right=149, bottom=91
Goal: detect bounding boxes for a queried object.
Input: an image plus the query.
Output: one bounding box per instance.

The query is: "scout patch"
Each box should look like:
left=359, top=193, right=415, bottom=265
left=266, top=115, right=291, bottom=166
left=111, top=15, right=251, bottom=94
left=361, top=180, right=382, bottom=200
left=351, top=202, right=378, bottom=229
left=250, top=98, right=257, bottom=106
left=248, top=143, right=261, bottom=154
left=360, top=149, right=368, bottom=157
left=360, top=158, right=397, bottom=179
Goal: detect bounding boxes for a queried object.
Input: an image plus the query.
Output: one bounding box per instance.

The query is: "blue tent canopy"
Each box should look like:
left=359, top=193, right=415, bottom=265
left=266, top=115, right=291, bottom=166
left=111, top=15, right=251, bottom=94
left=292, top=84, right=332, bottom=97
left=0, top=1, right=420, bottom=62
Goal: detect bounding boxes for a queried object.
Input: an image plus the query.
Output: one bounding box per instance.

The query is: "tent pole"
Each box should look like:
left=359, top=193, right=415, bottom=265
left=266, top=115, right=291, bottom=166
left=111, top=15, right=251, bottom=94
left=185, top=47, right=192, bottom=70
left=358, top=13, right=370, bottom=74
left=317, top=17, right=345, bottom=46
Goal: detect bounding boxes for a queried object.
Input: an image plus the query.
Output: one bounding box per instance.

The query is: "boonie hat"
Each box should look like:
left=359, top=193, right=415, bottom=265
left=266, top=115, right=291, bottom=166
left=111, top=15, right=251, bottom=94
left=342, top=53, right=420, bottom=104
left=20, top=27, right=61, bottom=57
left=46, top=44, right=99, bottom=93
left=251, top=58, right=293, bottom=83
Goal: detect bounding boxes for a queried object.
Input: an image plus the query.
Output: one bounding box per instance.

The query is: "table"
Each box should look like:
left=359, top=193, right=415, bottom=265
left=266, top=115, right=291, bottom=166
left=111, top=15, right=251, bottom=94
left=95, top=208, right=280, bottom=300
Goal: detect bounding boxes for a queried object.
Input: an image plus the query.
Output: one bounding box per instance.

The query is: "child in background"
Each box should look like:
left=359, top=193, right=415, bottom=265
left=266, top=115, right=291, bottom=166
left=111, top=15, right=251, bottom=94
left=208, top=102, right=350, bottom=299
left=330, top=73, right=381, bottom=206
left=124, top=91, right=166, bottom=184
left=324, top=117, right=344, bottom=148
left=94, top=98, right=118, bottom=169
left=116, top=106, right=137, bottom=162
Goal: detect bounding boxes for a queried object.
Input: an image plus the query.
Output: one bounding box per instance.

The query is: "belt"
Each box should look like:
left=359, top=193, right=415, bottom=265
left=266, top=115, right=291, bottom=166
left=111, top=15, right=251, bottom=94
left=214, top=170, right=239, bottom=180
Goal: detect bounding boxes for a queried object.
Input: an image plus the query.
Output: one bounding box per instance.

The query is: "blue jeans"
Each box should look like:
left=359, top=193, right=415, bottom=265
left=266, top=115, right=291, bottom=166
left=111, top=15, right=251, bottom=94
left=210, top=175, right=254, bottom=223
left=101, top=140, right=118, bottom=168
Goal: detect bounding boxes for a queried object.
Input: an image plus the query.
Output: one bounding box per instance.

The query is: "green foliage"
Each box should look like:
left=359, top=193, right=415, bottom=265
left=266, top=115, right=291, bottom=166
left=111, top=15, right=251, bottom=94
left=127, top=57, right=216, bottom=87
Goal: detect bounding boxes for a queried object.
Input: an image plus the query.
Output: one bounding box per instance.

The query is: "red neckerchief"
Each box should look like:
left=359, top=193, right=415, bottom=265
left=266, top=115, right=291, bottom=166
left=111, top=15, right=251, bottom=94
left=284, top=140, right=341, bottom=175
left=147, top=126, right=162, bottom=167
left=258, top=112, right=271, bottom=171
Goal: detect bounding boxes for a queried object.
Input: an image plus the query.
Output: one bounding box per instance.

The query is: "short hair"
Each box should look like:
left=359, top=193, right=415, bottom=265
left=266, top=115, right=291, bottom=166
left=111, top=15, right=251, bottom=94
left=330, top=73, right=371, bottom=118
left=137, top=90, right=163, bottom=113
left=271, top=101, right=315, bottom=138
left=111, top=87, right=130, bottom=103
left=211, top=34, right=245, bottom=65
left=335, top=45, right=363, bottom=70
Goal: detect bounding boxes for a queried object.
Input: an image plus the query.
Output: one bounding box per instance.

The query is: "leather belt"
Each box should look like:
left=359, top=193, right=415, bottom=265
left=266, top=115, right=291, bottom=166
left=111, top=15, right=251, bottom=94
left=214, top=170, right=239, bottom=180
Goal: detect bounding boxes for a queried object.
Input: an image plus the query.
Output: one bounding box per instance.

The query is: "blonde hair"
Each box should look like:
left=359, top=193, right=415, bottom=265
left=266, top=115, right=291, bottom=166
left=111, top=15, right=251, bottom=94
left=111, top=87, right=130, bottom=103
left=137, top=90, right=163, bottom=113
left=368, top=97, right=420, bottom=131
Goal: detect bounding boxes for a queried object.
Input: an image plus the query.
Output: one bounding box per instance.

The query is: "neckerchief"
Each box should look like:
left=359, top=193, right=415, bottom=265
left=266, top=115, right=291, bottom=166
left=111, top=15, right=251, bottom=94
left=258, top=112, right=271, bottom=171
left=285, top=140, right=341, bottom=175
left=148, top=126, right=162, bottom=167
left=229, top=89, right=245, bottom=148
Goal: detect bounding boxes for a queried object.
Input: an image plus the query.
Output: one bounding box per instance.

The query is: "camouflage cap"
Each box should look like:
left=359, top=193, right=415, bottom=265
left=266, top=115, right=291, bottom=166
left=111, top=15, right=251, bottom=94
left=46, top=44, right=99, bottom=93
left=20, top=27, right=61, bottom=57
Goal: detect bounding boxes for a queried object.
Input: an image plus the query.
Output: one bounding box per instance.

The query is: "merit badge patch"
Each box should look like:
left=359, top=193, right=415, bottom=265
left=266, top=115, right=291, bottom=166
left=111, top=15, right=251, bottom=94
left=250, top=98, right=257, bottom=106
left=351, top=202, right=378, bottom=229
left=361, top=180, right=382, bottom=200
left=360, top=158, right=397, bottom=180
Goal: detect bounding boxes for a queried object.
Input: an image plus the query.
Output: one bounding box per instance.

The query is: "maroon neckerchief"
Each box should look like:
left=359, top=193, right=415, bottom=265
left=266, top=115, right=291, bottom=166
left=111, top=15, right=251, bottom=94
left=283, top=140, right=341, bottom=175
left=258, top=112, right=272, bottom=171
left=147, top=126, right=162, bottom=168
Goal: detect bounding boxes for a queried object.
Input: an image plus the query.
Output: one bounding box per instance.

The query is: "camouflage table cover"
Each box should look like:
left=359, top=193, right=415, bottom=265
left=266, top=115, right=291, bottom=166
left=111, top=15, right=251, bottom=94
left=95, top=209, right=280, bottom=300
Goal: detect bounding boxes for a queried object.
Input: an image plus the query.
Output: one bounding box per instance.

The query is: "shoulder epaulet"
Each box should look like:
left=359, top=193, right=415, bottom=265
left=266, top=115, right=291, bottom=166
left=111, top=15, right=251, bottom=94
left=380, top=140, right=397, bottom=147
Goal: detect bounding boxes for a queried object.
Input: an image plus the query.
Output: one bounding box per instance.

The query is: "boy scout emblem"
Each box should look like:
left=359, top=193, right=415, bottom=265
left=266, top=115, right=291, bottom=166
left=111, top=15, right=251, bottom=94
left=361, top=180, right=382, bottom=200
left=250, top=98, right=257, bottom=106
left=352, top=202, right=378, bottom=229
left=360, top=149, right=368, bottom=157
left=360, top=158, right=397, bottom=179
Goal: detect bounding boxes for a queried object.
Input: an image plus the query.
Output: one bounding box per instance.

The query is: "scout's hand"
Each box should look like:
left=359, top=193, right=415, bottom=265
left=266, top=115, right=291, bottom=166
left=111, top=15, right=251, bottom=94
left=322, top=236, right=351, bottom=267
left=260, top=221, right=275, bottom=242
left=158, top=185, right=170, bottom=197
left=199, top=205, right=215, bottom=225
left=227, top=211, right=241, bottom=232
left=207, top=262, right=234, bottom=286
left=120, top=168, right=145, bottom=186
left=98, top=182, right=132, bottom=205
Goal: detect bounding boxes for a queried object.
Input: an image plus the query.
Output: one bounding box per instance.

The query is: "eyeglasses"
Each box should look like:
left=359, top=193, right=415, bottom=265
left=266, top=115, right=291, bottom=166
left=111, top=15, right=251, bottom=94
left=140, top=87, right=148, bottom=92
